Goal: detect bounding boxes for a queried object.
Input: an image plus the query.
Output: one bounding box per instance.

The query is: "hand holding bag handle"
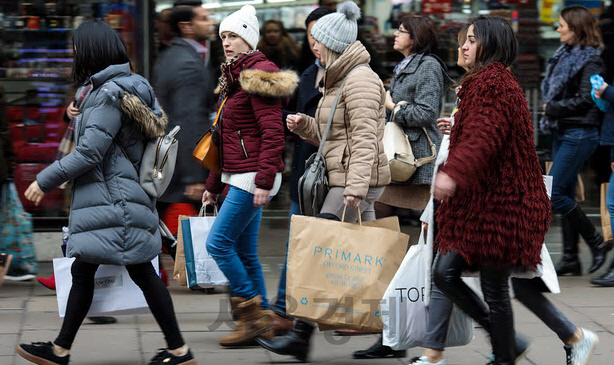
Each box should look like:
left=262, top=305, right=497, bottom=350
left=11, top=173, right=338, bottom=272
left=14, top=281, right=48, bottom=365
left=192, top=97, right=228, bottom=172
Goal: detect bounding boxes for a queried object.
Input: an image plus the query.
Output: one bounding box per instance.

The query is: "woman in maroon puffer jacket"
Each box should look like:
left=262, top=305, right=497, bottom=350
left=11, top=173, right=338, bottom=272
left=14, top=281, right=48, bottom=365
left=201, top=5, right=298, bottom=348
left=431, top=16, right=551, bottom=365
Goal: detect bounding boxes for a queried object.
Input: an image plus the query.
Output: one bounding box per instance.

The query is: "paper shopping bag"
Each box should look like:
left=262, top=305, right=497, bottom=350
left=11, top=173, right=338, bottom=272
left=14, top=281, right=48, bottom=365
left=601, top=183, right=613, bottom=243
left=382, top=228, right=473, bottom=350
left=286, top=214, right=408, bottom=331
left=183, top=215, right=228, bottom=287
left=172, top=215, right=189, bottom=286
left=54, top=257, right=159, bottom=317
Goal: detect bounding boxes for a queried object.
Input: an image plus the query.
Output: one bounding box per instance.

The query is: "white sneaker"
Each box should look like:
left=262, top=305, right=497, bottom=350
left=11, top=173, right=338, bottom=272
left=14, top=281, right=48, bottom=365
left=409, top=355, right=446, bottom=365
left=565, top=328, right=599, bottom=365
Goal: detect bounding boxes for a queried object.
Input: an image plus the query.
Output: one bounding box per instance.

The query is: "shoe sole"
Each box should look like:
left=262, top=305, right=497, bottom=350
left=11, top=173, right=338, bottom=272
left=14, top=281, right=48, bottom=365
left=16, top=345, right=62, bottom=365
left=219, top=324, right=273, bottom=347
left=176, top=360, right=197, bottom=365
left=352, top=353, right=406, bottom=359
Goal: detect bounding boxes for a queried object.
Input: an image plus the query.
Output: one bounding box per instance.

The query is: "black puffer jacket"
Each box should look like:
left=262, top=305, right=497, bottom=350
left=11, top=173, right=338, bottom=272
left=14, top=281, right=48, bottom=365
left=545, top=54, right=604, bottom=130
left=288, top=63, right=322, bottom=203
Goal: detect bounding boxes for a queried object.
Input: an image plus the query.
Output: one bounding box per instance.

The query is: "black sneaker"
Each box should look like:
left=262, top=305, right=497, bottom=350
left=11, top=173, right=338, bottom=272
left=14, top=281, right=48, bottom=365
left=16, top=341, right=70, bottom=365
left=148, top=348, right=197, bottom=365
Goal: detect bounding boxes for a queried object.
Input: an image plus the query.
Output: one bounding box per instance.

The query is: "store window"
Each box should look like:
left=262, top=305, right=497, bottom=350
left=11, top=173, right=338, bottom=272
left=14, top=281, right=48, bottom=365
left=0, top=0, right=149, bottom=223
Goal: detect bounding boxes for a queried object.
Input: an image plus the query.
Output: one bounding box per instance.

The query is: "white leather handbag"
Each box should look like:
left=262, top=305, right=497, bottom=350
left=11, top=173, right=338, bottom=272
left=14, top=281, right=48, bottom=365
left=383, top=101, right=437, bottom=183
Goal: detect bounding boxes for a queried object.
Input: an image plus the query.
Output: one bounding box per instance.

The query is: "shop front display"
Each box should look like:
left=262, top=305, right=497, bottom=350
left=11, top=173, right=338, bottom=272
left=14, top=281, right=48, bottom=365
left=0, top=0, right=148, bottom=220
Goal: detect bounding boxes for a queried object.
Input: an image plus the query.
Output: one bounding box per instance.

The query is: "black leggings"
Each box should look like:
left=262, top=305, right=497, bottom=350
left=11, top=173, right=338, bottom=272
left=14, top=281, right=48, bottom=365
left=433, top=251, right=514, bottom=365
left=54, top=260, right=184, bottom=350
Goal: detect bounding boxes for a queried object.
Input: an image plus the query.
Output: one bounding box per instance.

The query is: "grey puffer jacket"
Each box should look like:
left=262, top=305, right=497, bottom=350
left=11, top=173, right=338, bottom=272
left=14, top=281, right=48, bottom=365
left=389, top=53, right=452, bottom=185
left=37, top=63, right=166, bottom=265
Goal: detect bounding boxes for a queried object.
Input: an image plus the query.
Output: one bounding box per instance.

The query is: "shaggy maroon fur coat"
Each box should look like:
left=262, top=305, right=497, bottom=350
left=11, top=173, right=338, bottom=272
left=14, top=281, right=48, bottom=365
left=436, top=63, right=551, bottom=269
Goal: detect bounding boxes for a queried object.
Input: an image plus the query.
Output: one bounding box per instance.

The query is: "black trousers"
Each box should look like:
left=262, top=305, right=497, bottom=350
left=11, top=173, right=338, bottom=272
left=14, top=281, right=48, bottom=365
left=54, top=260, right=185, bottom=350
left=433, top=251, right=514, bottom=365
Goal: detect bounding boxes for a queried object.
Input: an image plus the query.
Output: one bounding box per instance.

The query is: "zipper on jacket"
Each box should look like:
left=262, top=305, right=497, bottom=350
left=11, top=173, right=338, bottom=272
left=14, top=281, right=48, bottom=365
left=237, top=130, right=249, bottom=159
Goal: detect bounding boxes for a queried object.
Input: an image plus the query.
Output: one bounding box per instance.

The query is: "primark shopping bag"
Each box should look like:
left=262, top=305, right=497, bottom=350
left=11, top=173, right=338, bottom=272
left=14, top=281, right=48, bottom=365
left=54, top=257, right=159, bottom=317
left=181, top=207, right=228, bottom=288
left=286, top=213, right=408, bottom=332
left=381, top=227, right=473, bottom=350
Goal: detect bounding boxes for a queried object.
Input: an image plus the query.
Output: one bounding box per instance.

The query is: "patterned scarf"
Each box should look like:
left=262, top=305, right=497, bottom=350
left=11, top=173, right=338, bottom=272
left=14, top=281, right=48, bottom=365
left=56, top=83, right=92, bottom=159
left=540, top=45, right=601, bottom=133
left=218, top=50, right=258, bottom=101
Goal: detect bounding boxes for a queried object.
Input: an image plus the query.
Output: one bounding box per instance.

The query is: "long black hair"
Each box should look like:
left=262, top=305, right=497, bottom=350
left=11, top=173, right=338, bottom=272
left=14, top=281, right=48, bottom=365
left=72, top=20, right=131, bottom=86
left=467, top=15, right=517, bottom=78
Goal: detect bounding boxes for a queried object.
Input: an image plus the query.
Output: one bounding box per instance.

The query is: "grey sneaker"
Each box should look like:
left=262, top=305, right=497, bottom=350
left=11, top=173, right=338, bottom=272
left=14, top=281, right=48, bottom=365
left=564, top=328, right=599, bottom=365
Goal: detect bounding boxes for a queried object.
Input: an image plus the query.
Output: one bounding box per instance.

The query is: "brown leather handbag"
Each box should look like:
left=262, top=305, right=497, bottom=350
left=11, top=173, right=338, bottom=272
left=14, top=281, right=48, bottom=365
left=192, top=97, right=227, bottom=172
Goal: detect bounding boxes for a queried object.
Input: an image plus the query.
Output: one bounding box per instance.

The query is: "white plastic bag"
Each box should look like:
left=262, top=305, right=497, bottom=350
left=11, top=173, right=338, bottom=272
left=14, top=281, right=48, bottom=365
left=54, top=257, right=159, bottom=317
left=184, top=215, right=228, bottom=287
left=382, top=229, right=474, bottom=350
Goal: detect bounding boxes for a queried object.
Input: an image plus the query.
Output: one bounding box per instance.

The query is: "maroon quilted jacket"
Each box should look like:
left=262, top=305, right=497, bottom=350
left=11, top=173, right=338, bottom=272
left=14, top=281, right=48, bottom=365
left=206, top=51, right=298, bottom=194
left=436, top=63, right=551, bottom=269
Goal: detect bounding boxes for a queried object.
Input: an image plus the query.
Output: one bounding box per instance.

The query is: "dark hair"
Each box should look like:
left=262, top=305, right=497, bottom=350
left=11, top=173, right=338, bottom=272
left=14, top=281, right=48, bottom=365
left=170, top=5, right=197, bottom=36
left=297, top=6, right=334, bottom=72
left=72, top=20, right=130, bottom=86
left=560, top=5, right=603, bottom=49
left=457, top=25, right=469, bottom=46
left=173, top=0, right=202, bottom=5
left=262, top=20, right=287, bottom=36
left=469, top=15, right=517, bottom=75
left=399, top=16, right=438, bottom=54
left=305, top=6, right=333, bottom=28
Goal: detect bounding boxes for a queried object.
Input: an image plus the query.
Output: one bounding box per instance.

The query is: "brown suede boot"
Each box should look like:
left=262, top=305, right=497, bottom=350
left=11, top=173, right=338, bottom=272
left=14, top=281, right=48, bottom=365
left=219, top=296, right=273, bottom=347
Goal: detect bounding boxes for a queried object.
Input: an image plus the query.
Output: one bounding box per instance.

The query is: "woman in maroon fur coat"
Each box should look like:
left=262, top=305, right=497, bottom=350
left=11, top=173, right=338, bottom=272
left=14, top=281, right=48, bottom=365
left=431, top=16, right=551, bottom=365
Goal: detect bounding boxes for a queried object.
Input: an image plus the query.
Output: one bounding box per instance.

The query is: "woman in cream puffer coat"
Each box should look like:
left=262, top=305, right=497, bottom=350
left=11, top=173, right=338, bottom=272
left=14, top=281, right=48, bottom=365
left=287, top=2, right=390, bottom=223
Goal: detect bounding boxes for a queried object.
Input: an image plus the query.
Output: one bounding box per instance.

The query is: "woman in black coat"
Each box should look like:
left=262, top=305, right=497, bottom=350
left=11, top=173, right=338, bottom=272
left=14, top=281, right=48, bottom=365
left=541, top=5, right=611, bottom=278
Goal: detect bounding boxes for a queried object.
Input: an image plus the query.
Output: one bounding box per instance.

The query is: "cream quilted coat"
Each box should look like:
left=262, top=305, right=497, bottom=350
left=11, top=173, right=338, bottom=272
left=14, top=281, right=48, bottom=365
left=294, top=41, right=390, bottom=199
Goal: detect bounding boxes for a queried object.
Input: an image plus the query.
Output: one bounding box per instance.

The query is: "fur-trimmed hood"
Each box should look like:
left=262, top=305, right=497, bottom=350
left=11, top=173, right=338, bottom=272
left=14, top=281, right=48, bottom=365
left=120, top=93, right=168, bottom=139
left=239, top=69, right=298, bottom=98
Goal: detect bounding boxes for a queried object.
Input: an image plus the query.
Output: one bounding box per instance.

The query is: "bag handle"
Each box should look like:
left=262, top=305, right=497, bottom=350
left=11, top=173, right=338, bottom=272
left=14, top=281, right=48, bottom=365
left=212, top=97, right=228, bottom=127
left=199, top=203, right=218, bottom=217
left=391, top=101, right=437, bottom=166
left=315, top=64, right=368, bottom=162
left=341, top=205, right=362, bottom=226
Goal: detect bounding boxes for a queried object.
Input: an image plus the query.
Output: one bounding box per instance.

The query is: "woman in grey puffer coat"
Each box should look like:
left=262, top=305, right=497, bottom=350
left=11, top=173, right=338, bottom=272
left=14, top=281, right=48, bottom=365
left=375, top=15, right=453, bottom=214
left=19, top=21, right=196, bottom=365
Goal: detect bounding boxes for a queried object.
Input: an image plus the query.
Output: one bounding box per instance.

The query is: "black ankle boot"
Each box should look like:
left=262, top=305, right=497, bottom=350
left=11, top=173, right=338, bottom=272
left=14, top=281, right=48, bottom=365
left=591, top=257, right=614, bottom=286
left=352, top=337, right=406, bottom=359
left=565, top=205, right=613, bottom=273
left=556, top=216, right=582, bottom=276
left=256, top=320, right=314, bottom=362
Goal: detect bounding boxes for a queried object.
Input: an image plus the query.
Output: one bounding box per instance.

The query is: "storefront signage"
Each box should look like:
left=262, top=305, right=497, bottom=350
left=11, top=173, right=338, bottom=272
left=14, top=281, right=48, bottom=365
left=422, top=0, right=452, bottom=14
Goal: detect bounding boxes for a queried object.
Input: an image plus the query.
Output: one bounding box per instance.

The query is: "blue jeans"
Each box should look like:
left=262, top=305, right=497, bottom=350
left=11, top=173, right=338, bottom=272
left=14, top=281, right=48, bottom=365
left=206, top=186, right=269, bottom=309
left=551, top=128, right=598, bottom=215
left=271, top=199, right=301, bottom=317
left=608, top=169, right=614, bottom=234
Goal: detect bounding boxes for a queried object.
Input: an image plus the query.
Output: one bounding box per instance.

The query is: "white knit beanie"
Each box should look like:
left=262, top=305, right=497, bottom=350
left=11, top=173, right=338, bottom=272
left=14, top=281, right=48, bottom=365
left=219, top=5, right=260, bottom=50
left=311, top=1, right=361, bottom=54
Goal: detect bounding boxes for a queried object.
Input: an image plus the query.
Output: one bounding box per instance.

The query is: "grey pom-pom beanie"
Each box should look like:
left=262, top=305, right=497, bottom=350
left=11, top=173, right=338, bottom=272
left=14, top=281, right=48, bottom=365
left=311, top=1, right=361, bottom=54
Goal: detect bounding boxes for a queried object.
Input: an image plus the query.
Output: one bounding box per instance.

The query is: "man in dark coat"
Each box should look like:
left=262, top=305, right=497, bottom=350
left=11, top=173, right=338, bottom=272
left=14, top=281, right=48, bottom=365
left=0, top=84, right=15, bottom=184
left=153, top=4, right=215, bottom=228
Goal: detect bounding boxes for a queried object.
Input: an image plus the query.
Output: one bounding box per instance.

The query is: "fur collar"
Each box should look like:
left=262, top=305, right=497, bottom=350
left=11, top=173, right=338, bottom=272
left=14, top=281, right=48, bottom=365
left=239, top=69, right=298, bottom=98
left=120, top=93, right=168, bottom=138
